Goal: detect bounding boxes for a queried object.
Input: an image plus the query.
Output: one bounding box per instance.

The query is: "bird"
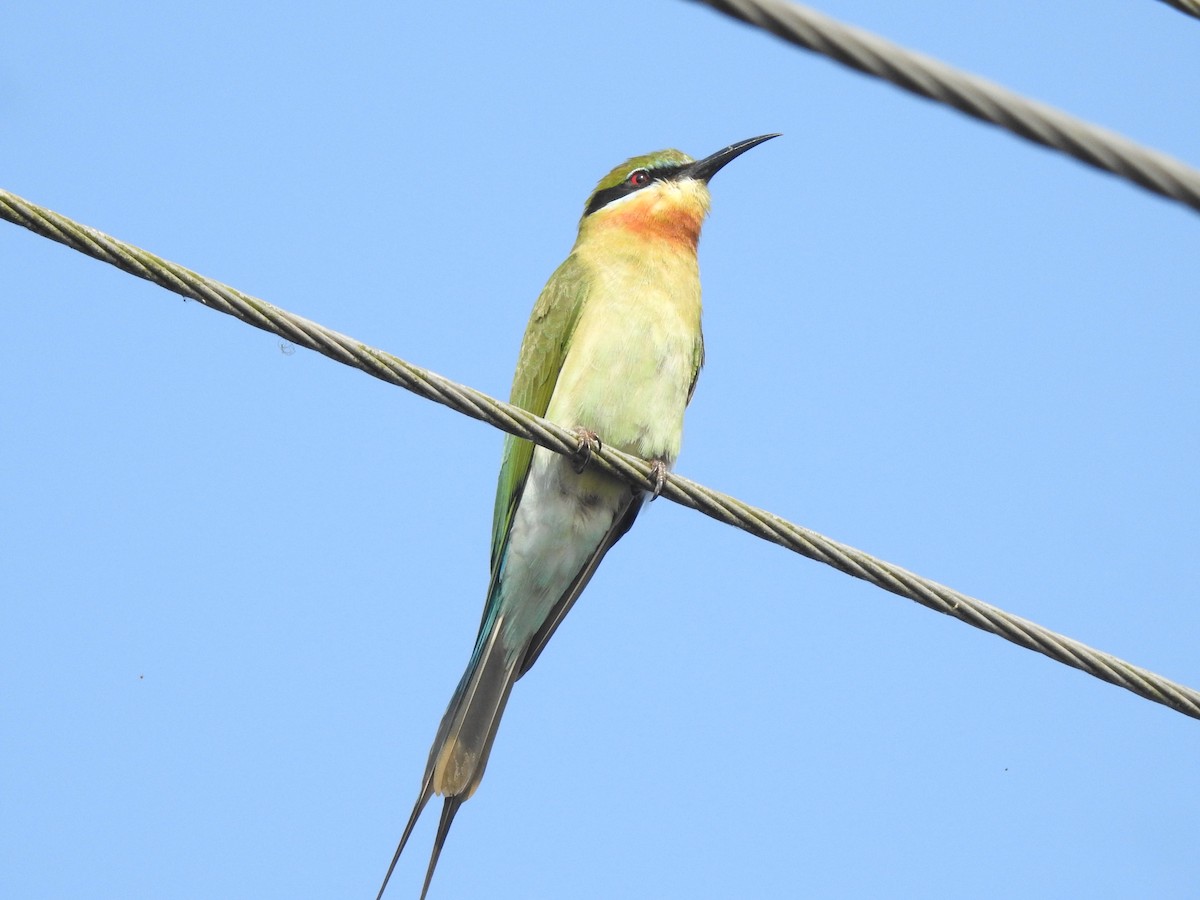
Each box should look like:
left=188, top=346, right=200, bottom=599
left=376, top=133, right=779, bottom=899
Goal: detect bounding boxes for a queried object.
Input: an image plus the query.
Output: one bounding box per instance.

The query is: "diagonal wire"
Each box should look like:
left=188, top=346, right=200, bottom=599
left=1, top=186, right=1198, bottom=721
left=687, top=0, right=1200, bottom=215
left=1156, top=0, right=1200, bottom=21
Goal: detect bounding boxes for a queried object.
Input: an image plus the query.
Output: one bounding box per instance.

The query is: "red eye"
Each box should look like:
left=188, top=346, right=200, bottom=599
left=628, top=170, right=650, bottom=186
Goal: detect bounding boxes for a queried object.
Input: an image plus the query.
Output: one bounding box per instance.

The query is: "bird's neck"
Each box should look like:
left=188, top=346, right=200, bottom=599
left=597, top=204, right=703, bottom=251
left=580, top=183, right=710, bottom=253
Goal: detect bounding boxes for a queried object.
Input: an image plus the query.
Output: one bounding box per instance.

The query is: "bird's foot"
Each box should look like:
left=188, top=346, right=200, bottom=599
left=648, top=459, right=669, bottom=499
left=569, top=427, right=602, bottom=474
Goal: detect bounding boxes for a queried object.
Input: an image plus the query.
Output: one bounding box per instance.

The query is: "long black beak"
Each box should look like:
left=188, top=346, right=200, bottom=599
left=686, top=133, right=781, bottom=183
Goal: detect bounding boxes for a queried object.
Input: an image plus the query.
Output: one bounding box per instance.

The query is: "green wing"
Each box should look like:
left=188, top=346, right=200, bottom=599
left=488, top=253, right=590, bottom=576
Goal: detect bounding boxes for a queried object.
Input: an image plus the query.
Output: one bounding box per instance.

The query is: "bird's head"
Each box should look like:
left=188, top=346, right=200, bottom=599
left=578, top=134, right=779, bottom=250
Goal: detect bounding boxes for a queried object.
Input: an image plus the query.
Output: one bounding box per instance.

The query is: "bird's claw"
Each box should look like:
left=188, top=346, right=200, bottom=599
left=648, top=460, right=669, bottom=499
left=570, top=427, right=602, bottom=474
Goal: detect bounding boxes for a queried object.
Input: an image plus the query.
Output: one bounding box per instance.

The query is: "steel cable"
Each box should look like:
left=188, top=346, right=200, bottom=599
left=689, top=0, right=1200, bottom=215
left=1156, top=0, right=1200, bottom=21
left=3, top=186, right=1196, bottom=720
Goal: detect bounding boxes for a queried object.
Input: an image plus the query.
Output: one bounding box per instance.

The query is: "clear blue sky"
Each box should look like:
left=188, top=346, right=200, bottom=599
left=3, top=2, right=1198, bottom=898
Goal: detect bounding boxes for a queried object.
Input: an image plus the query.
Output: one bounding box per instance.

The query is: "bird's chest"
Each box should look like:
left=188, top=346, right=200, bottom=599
left=546, top=251, right=701, bottom=462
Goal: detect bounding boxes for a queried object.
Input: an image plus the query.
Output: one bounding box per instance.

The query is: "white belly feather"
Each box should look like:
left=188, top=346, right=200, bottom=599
left=496, top=245, right=702, bottom=650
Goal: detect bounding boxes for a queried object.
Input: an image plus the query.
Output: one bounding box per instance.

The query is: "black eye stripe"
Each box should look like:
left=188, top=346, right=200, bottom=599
left=583, top=164, right=686, bottom=217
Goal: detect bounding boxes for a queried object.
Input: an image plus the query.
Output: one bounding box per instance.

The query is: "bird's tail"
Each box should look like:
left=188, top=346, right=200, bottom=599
left=376, top=616, right=522, bottom=900
left=428, top=613, right=522, bottom=798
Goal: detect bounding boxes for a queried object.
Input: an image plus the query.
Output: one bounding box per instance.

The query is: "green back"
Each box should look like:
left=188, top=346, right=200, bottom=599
left=488, top=253, right=590, bottom=574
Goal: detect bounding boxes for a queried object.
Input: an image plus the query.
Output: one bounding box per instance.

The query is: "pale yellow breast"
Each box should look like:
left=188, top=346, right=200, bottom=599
left=546, top=236, right=702, bottom=465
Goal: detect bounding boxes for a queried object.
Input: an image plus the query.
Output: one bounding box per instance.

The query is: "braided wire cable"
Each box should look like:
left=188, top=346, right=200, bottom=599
left=1157, top=0, right=1200, bottom=20
left=688, top=0, right=1200, bottom=216
left=2, top=186, right=1197, bottom=720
